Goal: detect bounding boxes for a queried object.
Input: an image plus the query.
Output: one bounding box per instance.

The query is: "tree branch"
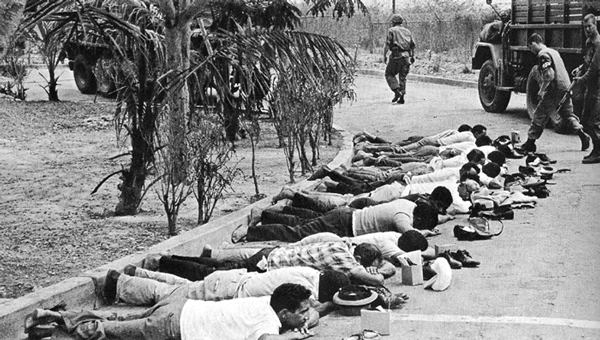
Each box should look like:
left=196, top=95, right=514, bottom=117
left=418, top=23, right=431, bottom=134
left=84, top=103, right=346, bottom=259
left=180, top=0, right=209, bottom=25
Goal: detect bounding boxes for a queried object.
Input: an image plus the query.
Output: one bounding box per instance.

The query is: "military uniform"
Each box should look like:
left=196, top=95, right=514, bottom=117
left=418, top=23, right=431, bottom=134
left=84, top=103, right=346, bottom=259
left=578, top=33, right=600, bottom=160
left=528, top=47, right=584, bottom=140
left=384, top=17, right=415, bottom=103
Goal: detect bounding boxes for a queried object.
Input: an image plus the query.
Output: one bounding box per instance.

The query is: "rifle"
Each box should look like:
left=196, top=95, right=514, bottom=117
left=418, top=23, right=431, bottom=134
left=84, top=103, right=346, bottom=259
left=556, top=79, right=578, bottom=111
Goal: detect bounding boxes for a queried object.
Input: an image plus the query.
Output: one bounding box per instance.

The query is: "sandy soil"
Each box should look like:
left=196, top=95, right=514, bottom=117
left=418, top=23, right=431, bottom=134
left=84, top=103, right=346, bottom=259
left=0, top=96, right=341, bottom=299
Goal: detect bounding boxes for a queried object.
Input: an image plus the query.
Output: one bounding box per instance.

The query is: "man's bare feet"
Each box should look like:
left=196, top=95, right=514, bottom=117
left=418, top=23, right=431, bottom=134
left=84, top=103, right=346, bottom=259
left=24, top=308, right=62, bottom=330
left=142, top=253, right=166, bottom=271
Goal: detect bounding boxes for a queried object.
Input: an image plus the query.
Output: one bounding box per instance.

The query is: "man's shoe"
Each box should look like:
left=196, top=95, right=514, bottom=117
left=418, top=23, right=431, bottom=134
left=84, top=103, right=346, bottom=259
left=123, top=265, right=137, bottom=276
left=518, top=139, right=537, bottom=153
left=392, top=90, right=401, bottom=103
left=308, top=165, right=331, bottom=181
left=578, top=131, right=591, bottom=151
left=398, top=94, right=405, bottom=104
left=534, top=153, right=556, bottom=165
left=439, top=251, right=462, bottom=269
left=200, top=244, right=213, bottom=258
left=104, top=270, right=121, bottom=304
left=584, top=149, right=599, bottom=160
left=451, top=250, right=480, bottom=267
left=582, top=153, right=600, bottom=164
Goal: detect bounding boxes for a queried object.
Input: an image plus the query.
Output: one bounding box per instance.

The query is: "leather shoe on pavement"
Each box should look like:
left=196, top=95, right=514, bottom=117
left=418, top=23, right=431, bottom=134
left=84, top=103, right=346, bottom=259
left=439, top=251, right=462, bottom=269
left=451, top=250, right=480, bottom=267
left=582, top=153, right=600, bottom=164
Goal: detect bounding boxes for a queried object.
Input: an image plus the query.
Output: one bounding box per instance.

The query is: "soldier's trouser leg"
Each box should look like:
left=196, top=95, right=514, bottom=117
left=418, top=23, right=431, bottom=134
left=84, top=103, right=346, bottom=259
left=582, top=95, right=600, bottom=151
left=385, top=59, right=401, bottom=91
left=527, top=95, right=554, bottom=140
left=396, top=57, right=411, bottom=95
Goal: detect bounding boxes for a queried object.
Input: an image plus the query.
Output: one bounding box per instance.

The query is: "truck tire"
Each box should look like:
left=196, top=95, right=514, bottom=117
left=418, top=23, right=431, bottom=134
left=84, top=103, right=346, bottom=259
left=95, top=58, right=117, bottom=98
left=73, top=55, right=97, bottom=94
left=526, top=65, right=560, bottom=127
left=478, top=59, right=511, bottom=113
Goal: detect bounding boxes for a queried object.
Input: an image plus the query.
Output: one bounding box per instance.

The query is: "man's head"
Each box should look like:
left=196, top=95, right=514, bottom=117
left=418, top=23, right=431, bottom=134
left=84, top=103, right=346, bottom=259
left=390, top=14, right=404, bottom=25
left=527, top=33, right=545, bottom=55
left=482, top=161, right=501, bottom=178
left=457, top=124, right=472, bottom=132
left=460, top=162, right=481, bottom=177
left=429, top=186, right=453, bottom=214
left=457, top=178, right=481, bottom=201
left=471, top=124, right=487, bottom=139
left=488, top=150, right=507, bottom=166
left=475, top=135, right=492, bottom=147
left=397, top=229, right=428, bottom=252
left=467, top=149, right=486, bottom=165
left=318, top=270, right=351, bottom=303
left=270, top=283, right=312, bottom=330
left=354, top=243, right=383, bottom=267
left=584, top=14, right=598, bottom=39
left=413, top=198, right=439, bottom=230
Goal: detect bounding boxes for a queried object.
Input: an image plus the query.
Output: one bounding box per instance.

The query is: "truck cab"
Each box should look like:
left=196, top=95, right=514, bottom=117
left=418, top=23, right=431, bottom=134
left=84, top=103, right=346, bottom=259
left=472, top=0, right=599, bottom=125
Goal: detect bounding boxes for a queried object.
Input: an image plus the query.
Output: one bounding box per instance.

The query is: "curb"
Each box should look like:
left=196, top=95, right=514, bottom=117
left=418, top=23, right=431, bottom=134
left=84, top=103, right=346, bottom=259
left=0, top=125, right=356, bottom=340
left=357, top=69, right=478, bottom=89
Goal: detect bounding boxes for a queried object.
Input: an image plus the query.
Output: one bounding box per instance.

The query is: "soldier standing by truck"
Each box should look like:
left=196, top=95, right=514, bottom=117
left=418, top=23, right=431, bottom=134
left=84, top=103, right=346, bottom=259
left=574, top=14, right=600, bottom=164
left=519, top=33, right=591, bottom=154
left=383, top=14, right=415, bottom=104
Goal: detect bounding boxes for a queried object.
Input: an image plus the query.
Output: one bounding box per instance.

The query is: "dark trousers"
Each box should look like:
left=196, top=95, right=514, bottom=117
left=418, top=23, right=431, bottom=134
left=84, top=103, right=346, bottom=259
left=246, top=207, right=355, bottom=242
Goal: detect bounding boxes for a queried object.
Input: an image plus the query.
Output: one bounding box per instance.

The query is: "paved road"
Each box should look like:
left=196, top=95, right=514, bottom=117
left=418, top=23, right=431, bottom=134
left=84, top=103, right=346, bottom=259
left=319, top=76, right=600, bottom=339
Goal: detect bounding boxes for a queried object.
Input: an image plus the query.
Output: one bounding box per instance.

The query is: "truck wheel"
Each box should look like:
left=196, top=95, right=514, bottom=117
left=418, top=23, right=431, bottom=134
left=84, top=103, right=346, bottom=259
left=526, top=65, right=560, bottom=127
left=478, top=59, right=511, bottom=113
left=95, top=58, right=116, bottom=98
left=73, top=55, right=97, bottom=94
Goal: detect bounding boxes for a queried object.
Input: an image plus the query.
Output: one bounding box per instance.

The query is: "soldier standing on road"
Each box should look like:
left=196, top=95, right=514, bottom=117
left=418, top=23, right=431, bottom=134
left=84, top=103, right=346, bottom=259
left=383, top=14, right=415, bottom=104
left=574, top=14, right=600, bottom=164
left=519, top=33, right=591, bottom=154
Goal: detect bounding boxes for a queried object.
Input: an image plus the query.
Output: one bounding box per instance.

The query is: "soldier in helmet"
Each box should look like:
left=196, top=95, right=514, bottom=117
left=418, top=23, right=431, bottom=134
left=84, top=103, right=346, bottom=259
left=383, top=14, right=416, bottom=104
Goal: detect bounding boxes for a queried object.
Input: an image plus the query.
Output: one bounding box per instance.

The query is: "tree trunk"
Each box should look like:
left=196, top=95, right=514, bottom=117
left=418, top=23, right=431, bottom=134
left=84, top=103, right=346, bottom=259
left=0, top=0, right=26, bottom=59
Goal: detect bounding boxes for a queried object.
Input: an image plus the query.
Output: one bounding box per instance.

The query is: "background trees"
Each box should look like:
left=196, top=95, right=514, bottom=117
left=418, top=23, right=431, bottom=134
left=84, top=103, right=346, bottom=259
left=17, top=0, right=356, bottom=233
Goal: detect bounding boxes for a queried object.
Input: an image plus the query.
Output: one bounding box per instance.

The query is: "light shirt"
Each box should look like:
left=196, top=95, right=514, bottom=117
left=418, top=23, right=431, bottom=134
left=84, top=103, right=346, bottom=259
left=410, top=167, right=459, bottom=184
left=180, top=296, right=280, bottom=340
left=236, top=267, right=320, bottom=301
left=267, top=241, right=361, bottom=275
left=437, top=131, right=475, bottom=146
left=291, top=232, right=403, bottom=260
left=439, top=141, right=477, bottom=154
left=352, top=199, right=415, bottom=235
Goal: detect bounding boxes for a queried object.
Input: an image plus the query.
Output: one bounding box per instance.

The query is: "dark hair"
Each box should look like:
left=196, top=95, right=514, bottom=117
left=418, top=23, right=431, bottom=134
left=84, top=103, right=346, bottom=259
left=584, top=13, right=597, bottom=25
left=475, top=135, right=492, bottom=147
left=471, top=124, right=487, bottom=136
left=466, top=149, right=486, bottom=163
left=482, top=162, right=501, bottom=178
left=412, top=199, right=439, bottom=230
left=397, top=230, right=428, bottom=252
left=354, top=243, right=383, bottom=267
left=488, top=150, right=507, bottom=166
left=528, top=33, right=543, bottom=44
left=460, top=162, right=481, bottom=175
left=270, top=283, right=312, bottom=313
left=318, top=270, right=351, bottom=303
left=348, top=197, right=380, bottom=209
left=430, top=186, right=453, bottom=210
left=460, top=172, right=481, bottom=184
left=457, top=124, right=472, bottom=132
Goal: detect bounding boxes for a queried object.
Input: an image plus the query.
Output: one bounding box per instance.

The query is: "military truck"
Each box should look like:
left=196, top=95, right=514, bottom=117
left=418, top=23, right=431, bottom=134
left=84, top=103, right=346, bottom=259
left=472, top=0, right=599, bottom=123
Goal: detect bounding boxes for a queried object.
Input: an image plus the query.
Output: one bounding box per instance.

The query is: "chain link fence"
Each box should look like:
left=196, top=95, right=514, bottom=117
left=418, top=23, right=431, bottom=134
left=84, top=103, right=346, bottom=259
left=299, top=13, right=487, bottom=63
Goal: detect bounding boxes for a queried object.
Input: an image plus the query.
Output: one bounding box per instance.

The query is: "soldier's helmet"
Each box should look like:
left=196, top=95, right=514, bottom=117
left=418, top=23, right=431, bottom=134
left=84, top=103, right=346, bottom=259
left=390, top=14, right=404, bottom=24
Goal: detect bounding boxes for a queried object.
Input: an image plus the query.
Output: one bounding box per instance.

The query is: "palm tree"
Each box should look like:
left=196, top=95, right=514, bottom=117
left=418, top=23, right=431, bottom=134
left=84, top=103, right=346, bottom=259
left=19, top=0, right=358, bottom=219
left=0, top=0, right=27, bottom=59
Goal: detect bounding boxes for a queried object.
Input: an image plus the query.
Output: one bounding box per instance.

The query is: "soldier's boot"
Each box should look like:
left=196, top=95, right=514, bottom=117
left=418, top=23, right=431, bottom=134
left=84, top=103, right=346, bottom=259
left=577, top=129, right=591, bottom=151
left=519, top=138, right=537, bottom=153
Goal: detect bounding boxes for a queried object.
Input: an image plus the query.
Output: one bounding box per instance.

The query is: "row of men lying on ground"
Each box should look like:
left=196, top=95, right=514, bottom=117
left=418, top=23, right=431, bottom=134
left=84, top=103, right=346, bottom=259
left=26, top=124, right=538, bottom=340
